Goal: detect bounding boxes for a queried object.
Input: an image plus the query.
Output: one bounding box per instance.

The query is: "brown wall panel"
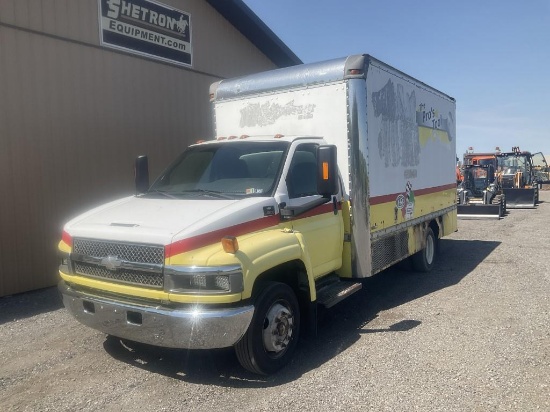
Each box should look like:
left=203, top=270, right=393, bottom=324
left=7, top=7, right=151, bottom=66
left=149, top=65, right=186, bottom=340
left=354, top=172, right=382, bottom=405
left=0, top=0, right=277, bottom=79
left=0, top=1, right=285, bottom=296
left=0, top=25, right=219, bottom=296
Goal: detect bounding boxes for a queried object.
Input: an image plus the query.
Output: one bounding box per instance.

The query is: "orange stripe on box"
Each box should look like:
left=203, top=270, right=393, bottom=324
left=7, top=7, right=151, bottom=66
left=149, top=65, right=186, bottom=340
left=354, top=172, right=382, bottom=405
left=369, top=183, right=457, bottom=206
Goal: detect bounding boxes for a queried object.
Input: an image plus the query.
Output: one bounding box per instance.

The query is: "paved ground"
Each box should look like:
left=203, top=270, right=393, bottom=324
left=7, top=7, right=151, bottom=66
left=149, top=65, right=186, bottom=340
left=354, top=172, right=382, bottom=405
left=1, top=192, right=549, bottom=411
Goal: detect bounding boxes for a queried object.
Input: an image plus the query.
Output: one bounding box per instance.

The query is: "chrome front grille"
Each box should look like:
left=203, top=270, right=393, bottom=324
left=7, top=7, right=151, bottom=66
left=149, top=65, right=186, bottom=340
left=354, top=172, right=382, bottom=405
left=73, top=239, right=164, bottom=264
left=71, top=239, right=165, bottom=289
left=74, top=262, right=163, bottom=288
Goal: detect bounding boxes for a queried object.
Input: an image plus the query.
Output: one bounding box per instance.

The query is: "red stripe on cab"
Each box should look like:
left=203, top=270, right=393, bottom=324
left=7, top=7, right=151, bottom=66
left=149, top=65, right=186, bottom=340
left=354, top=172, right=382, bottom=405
left=164, top=201, right=342, bottom=258
left=62, top=230, right=73, bottom=247
left=165, top=215, right=280, bottom=258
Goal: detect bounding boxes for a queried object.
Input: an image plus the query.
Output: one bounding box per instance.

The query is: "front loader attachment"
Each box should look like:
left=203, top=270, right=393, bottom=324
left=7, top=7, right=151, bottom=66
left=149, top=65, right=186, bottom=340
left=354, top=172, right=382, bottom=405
left=457, top=203, right=503, bottom=220
left=503, top=188, right=536, bottom=208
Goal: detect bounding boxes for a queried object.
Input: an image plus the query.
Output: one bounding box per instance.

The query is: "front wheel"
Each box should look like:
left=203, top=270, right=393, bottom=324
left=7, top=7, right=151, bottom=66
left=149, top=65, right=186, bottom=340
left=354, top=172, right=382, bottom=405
left=411, top=227, right=437, bottom=272
left=235, top=282, right=300, bottom=375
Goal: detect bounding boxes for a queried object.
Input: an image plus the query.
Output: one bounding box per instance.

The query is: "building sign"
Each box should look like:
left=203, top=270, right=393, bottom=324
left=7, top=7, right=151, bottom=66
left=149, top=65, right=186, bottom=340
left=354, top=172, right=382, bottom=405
left=99, top=0, right=192, bottom=67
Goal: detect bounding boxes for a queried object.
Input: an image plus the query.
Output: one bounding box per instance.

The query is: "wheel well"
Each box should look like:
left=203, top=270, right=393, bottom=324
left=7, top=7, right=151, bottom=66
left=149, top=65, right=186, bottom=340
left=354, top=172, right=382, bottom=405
left=251, top=260, right=309, bottom=299
left=430, top=219, right=440, bottom=240
left=251, top=260, right=314, bottom=335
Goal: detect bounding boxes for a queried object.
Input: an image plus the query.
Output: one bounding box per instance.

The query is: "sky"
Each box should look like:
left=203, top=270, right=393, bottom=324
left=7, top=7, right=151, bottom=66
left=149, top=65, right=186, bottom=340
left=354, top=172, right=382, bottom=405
left=243, top=0, right=550, bottom=159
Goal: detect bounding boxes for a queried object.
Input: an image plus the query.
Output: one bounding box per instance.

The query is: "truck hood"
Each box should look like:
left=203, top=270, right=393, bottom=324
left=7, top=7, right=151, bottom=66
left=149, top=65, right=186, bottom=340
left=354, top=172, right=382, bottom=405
left=64, top=195, right=278, bottom=246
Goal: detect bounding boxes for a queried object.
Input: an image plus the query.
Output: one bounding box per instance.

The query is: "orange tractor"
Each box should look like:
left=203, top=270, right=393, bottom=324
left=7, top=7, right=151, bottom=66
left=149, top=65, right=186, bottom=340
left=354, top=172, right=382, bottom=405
left=458, top=146, right=549, bottom=216
left=457, top=148, right=506, bottom=219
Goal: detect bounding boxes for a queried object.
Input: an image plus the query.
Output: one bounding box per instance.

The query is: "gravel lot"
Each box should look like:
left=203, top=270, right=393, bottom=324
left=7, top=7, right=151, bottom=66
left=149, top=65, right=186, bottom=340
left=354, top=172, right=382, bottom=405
left=1, top=192, right=549, bottom=411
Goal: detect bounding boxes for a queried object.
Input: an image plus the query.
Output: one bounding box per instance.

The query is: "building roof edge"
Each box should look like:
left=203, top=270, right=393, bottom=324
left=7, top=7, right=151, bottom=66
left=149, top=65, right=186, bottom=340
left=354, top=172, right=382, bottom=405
left=205, top=0, right=302, bottom=67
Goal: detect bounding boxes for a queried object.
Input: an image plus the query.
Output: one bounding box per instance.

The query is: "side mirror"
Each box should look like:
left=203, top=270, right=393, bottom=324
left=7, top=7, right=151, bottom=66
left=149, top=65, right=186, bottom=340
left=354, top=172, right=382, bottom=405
left=135, top=155, right=149, bottom=194
left=317, top=145, right=338, bottom=197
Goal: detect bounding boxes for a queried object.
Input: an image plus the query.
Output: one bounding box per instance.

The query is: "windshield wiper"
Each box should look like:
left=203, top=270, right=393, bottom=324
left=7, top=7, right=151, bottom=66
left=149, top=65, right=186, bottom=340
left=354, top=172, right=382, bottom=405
left=183, top=189, right=236, bottom=200
left=146, top=189, right=179, bottom=199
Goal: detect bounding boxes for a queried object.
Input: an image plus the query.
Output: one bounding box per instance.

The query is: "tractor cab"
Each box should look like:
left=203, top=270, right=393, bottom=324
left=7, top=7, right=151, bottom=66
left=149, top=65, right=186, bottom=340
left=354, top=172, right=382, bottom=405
left=461, top=164, right=496, bottom=198
left=495, top=147, right=539, bottom=208
left=496, top=147, right=534, bottom=189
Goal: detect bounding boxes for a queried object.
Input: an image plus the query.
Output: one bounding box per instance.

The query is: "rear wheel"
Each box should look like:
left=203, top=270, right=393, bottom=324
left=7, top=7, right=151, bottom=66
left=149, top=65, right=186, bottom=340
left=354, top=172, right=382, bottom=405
left=412, top=227, right=437, bottom=272
left=235, top=282, right=300, bottom=375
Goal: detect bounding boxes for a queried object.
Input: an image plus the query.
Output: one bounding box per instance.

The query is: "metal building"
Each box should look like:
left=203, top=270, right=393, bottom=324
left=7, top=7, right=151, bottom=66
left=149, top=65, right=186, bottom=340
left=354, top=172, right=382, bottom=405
left=0, top=0, right=301, bottom=297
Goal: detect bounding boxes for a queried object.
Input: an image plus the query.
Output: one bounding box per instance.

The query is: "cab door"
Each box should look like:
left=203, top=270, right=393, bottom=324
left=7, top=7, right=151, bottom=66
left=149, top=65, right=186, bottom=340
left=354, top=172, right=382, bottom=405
left=531, top=152, right=550, bottom=184
left=283, top=143, right=344, bottom=278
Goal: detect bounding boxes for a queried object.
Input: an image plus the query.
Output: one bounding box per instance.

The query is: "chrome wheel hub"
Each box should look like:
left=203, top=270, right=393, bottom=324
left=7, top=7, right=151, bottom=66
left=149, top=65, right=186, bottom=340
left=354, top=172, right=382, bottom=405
left=262, top=302, right=294, bottom=354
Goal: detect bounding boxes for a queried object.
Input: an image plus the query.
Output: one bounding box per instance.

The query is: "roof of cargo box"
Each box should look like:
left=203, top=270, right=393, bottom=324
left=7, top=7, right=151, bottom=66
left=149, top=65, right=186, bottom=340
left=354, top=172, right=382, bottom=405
left=212, top=56, right=350, bottom=100
left=206, top=0, right=302, bottom=67
left=194, top=135, right=323, bottom=145
left=211, top=54, right=455, bottom=102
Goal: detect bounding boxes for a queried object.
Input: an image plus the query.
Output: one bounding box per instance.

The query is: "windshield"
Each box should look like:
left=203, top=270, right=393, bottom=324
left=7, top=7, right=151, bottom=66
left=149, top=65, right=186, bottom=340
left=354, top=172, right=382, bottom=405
left=477, top=158, right=495, bottom=167
left=472, top=168, right=488, bottom=179
left=497, top=155, right=529, bottom=175
left=148, top=141, right=289, bottom=199
left=463, top=166, right=489, bottom=194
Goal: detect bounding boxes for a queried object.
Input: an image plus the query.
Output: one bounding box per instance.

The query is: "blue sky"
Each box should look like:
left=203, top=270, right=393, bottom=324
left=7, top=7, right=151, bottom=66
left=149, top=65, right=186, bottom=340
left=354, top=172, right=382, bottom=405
left=243, top=0, right=550, bottom=159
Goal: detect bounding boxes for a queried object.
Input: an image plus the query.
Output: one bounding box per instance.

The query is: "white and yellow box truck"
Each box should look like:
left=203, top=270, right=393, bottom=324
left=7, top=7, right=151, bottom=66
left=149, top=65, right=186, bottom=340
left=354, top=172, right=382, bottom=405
left=59, top=54, right=457, bottom=374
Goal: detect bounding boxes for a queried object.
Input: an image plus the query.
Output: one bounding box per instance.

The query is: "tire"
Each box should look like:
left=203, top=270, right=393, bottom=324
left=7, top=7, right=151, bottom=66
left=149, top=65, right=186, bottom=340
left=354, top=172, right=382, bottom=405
left=492, top=194, right=505, bottom=217
left=411, top=227, right=437, bottom=272
left=235, top=282, right=300, bottom=375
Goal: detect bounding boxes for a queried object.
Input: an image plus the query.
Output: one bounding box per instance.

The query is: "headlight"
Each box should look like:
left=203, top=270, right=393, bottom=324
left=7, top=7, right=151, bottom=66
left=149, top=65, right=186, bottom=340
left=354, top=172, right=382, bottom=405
left=164, top=265, right=243, bottom=294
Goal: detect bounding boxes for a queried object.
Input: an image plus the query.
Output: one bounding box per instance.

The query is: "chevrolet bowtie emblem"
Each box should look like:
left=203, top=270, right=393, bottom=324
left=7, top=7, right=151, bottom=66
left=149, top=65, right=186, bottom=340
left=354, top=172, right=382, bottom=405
left=101, top=255, right=123, bottom=271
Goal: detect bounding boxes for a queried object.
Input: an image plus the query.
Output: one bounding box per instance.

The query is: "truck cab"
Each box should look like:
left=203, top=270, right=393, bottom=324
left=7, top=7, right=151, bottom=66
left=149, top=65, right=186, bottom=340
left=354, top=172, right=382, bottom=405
left=59, top=135, right=348, bottom=375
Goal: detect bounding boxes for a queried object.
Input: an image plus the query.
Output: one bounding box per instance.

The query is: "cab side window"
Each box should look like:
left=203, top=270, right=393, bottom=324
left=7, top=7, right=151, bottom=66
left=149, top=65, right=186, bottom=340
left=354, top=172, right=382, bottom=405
left=287, top=144, right=318, bottom=198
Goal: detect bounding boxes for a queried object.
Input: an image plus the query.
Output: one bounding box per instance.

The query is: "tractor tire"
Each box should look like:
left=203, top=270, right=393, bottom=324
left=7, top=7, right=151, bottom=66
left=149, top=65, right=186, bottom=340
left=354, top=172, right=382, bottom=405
left=492, top=194, right=505, bottom=217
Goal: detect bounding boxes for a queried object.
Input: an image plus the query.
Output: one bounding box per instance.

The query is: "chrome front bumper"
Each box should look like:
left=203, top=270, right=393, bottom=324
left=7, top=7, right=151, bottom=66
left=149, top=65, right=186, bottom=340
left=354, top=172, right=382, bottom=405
left=59, top=281, right=254, bottom=349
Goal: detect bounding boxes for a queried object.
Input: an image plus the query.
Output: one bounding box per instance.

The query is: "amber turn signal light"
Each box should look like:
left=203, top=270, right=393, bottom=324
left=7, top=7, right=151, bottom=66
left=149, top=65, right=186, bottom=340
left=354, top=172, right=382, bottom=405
left=322, top=161, right=330, bottom=180
left=222, top=236, right=239, bottom=254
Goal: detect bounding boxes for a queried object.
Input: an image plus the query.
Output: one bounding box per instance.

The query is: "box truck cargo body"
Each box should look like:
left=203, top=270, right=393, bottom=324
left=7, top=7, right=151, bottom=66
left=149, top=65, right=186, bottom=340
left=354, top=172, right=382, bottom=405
left=59, top=54, right=457, bottom=374
left=211, top=55, right=457, bottom=277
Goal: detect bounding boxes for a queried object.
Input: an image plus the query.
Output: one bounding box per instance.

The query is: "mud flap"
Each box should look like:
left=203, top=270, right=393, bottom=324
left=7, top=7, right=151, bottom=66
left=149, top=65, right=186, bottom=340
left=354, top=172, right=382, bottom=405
left=457, top=203, right=502, bottom=220
left=503, top=188, right=536, bottom=208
